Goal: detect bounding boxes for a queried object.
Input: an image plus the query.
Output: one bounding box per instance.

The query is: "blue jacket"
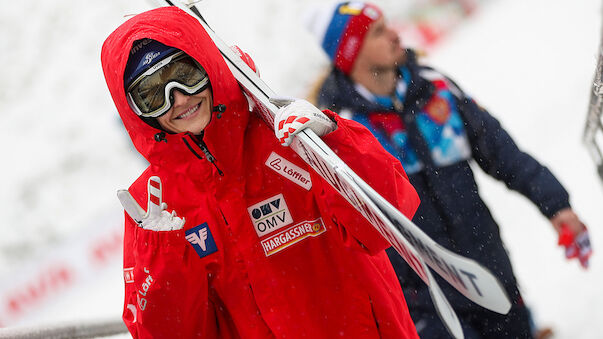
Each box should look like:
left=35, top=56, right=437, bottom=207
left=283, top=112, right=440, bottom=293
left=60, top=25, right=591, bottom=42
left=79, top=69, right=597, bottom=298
left=317, top=50, right=571, bottom=311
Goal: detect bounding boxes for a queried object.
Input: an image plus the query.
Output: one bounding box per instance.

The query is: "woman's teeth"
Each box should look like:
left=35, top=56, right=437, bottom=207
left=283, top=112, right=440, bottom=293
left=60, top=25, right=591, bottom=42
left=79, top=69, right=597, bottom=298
left=177, top=104, right=199, bottom=119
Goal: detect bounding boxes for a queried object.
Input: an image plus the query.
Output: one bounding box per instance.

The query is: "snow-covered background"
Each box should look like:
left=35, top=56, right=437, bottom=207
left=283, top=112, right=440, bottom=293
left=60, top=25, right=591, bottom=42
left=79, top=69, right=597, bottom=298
left=0, top=0, right=601, bottom=338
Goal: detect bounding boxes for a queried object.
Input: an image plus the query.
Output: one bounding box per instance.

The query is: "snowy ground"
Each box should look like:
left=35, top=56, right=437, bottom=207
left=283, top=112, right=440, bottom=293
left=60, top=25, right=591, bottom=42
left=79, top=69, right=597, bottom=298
left=0, top=0, right=601, bottom=338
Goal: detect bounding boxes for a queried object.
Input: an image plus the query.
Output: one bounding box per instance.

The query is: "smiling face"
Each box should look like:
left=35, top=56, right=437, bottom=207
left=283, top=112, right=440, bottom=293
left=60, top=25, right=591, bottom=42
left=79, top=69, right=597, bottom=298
left=156, top=88, right=213, bottom=135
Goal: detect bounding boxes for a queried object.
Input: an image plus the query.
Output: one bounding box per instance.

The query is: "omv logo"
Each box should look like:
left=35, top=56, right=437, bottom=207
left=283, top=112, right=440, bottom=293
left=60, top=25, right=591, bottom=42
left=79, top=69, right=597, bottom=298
left=247, top=193, right=293, bottom=237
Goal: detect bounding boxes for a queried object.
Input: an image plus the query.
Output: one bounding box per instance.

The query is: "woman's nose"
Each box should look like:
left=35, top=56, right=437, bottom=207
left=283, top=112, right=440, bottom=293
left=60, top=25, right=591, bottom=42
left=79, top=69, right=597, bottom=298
left=172, top=90, right=189, bottom=106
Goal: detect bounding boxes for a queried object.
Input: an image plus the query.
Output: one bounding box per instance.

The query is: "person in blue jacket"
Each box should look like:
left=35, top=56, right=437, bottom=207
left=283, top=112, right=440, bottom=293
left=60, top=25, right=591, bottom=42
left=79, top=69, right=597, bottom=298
left=305, top=2, right=591, bottom=338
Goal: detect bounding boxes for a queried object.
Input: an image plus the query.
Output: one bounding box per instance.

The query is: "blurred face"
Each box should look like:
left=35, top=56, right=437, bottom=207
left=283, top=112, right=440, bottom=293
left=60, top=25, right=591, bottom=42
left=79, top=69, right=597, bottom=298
left=354, top=17, right=405, bottom=71
left=157, top=88, right=213, bottom=135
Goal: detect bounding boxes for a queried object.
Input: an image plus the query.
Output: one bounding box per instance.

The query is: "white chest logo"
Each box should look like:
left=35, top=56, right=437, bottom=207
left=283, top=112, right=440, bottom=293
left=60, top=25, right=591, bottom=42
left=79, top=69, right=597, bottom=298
left=247, top=193, right=293, bottom=237
left=265, top=152, right=312, bottom=190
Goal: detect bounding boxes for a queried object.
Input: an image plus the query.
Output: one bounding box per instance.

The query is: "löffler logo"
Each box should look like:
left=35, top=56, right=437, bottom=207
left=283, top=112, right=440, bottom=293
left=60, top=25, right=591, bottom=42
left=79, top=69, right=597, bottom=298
left=265, top=152, right=312, bottom=190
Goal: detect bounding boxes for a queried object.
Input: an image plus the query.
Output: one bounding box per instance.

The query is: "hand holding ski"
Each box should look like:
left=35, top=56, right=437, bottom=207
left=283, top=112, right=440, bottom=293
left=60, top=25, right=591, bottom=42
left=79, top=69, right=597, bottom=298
left=271, top=97, right=337, bottom=146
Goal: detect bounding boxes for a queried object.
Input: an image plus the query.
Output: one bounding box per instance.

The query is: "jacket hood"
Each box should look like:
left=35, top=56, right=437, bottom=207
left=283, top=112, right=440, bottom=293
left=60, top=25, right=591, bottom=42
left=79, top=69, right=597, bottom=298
left=101, top=7, right=249, bottom=174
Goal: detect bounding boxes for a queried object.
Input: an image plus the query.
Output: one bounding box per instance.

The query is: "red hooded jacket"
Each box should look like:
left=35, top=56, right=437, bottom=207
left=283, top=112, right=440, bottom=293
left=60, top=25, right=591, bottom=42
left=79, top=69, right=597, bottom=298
left=101, top=7, right=420, bottom=339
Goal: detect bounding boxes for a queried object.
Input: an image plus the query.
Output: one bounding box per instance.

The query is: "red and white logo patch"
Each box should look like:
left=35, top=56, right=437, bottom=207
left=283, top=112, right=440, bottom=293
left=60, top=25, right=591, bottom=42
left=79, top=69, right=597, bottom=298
left=265, top=152, right=312, bottom=190
left=124, top=267, right=134, bottom=284
left=260, top=218, right=327, bottom=256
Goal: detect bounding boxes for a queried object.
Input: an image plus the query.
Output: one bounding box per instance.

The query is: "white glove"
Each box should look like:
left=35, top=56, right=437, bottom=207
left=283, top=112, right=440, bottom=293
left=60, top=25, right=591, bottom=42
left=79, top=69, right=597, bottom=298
left=117, top=176, right=185, bottom=231
left=270, top=97, right=336, bottom=146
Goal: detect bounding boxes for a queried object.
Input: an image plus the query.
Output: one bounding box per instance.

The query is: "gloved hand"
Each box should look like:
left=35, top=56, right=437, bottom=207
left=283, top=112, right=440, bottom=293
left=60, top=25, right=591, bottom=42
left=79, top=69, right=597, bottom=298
left=270, top=97, right=336, bottom=146
left=551, top=208, right=591, bottom=269
left=117, top=176, right=185, bottom=231
left=558, top=224, right=592, bottom=269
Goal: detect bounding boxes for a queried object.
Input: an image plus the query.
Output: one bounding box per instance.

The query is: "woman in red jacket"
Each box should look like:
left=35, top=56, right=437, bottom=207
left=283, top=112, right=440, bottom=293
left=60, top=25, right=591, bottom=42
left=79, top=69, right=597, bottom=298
left=101, top=6, right=420, bottom=338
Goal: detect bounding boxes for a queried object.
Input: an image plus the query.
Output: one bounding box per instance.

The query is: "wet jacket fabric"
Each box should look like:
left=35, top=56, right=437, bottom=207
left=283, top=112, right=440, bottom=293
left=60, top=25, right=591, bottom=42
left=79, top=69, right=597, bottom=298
left=317, top=50, right=571, bottom=312
left=101, top=7, right=421, bottom=339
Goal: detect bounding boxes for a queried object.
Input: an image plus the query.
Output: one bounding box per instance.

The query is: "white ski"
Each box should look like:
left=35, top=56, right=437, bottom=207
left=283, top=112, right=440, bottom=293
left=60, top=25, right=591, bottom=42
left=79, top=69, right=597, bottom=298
left=150, top=1, right=512, bottom=337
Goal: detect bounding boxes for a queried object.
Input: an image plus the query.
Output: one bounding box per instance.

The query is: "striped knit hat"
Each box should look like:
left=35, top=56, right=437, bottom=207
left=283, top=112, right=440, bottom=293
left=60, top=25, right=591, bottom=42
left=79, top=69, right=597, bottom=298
left=305, top=1, right=382, bottom=74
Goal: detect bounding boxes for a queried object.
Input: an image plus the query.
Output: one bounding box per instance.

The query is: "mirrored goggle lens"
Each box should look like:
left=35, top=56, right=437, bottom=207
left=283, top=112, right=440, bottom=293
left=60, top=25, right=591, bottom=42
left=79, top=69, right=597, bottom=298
left=127, top=53, right=209, bottom=118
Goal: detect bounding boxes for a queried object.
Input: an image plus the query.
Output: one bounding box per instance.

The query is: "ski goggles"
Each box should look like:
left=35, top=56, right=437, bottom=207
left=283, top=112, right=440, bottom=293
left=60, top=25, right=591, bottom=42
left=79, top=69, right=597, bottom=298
left=126, top=51, right=210, bottom=118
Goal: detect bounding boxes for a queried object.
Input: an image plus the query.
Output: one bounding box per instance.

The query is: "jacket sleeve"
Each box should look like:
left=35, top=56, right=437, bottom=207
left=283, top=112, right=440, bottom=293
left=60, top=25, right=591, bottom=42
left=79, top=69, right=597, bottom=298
left=313, top=110, right=421, bottom=255
left=458, top=96, right=571, bottom=218
left=121, top=183, right=217, bottom=339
